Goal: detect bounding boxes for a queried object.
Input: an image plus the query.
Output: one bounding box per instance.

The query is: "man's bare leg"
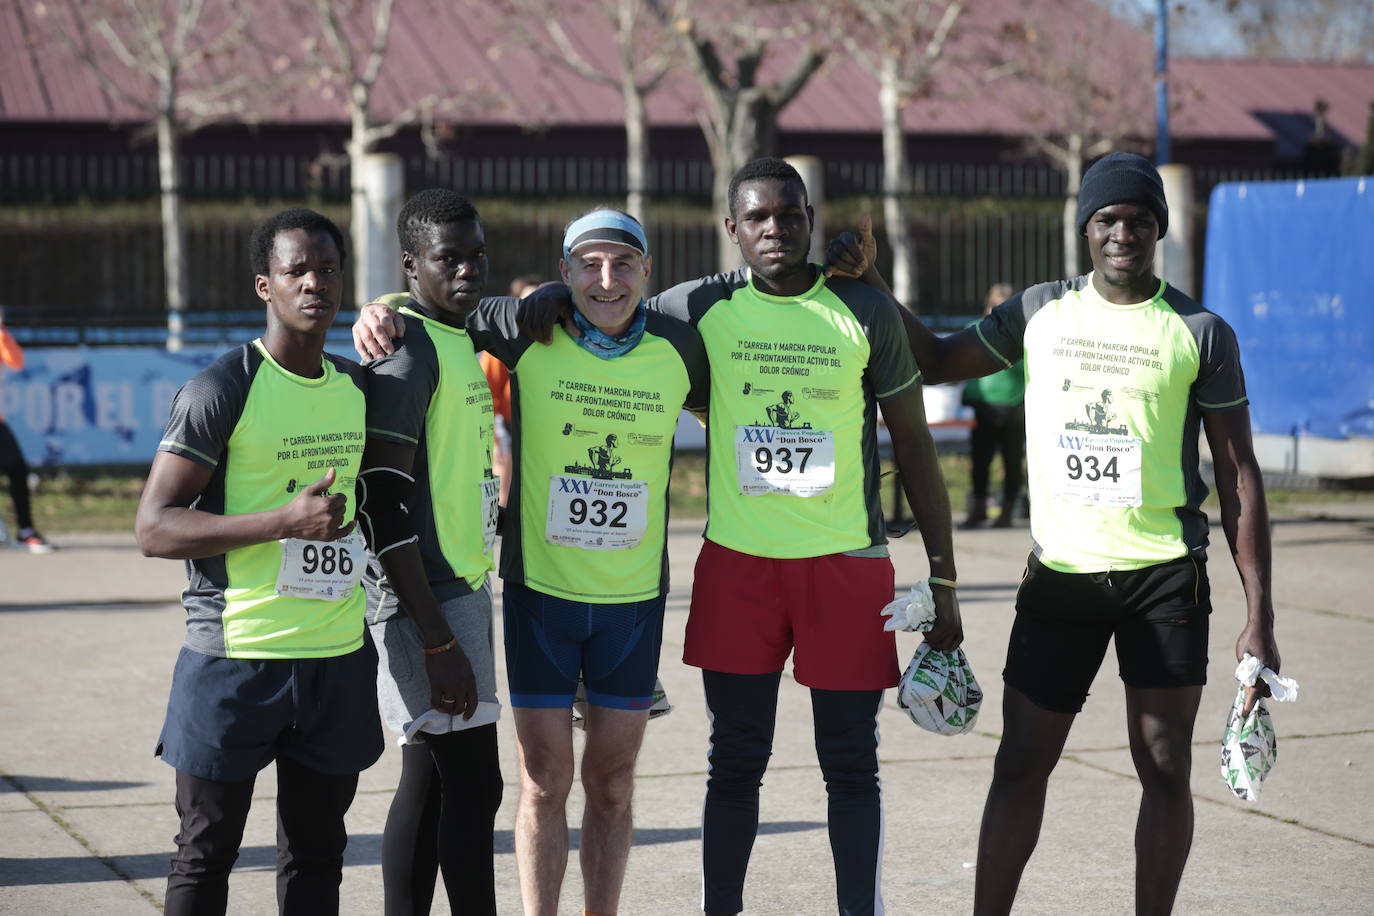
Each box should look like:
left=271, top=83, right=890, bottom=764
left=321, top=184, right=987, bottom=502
left=513, top=707, right=576, bottom=916
left=973, top=685, right=1077, bottom=916
left=1125, top=685, right=1204, bottom=916
left=579, top=705, right=649, bottom=915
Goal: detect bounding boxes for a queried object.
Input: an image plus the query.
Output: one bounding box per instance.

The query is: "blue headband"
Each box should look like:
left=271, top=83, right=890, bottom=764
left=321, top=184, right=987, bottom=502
left=562, top=210, right=649, bottom=260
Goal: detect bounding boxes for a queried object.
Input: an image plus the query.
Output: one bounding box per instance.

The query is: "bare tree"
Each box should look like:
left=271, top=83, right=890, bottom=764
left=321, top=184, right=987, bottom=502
left=31, top=0, right=264, bottom=350
left=495, top=0, right=676, bottom=220
left=295, top=0, right=505, bottom=303
left=830, top=0, right=965, bottom=307
left=648, top=0, right=828, bottom=269
left=1002, top=3, right=1153, bottom=277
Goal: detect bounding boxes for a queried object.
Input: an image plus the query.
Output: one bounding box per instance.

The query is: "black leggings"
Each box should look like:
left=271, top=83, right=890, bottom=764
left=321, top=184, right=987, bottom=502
left=165, top=757, right=358, bottom=916
left=381, top=723, right=503, bottom=916
left=701, top=670, right=885, bottom=916
left=0, top=420, right=32, bottom=530
left=969, top=403, right=1025, bottom=510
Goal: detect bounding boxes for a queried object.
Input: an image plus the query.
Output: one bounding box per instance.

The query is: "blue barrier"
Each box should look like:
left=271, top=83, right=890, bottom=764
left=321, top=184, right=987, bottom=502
left=1203, top=177, right=1374, bottom=440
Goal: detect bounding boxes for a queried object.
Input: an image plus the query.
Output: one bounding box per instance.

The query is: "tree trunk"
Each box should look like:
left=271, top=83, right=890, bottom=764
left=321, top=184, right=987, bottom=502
left=623, top=76, right=649, bottom=222
left=349, top=124, right=369, bottom=308
left=157, top=110, right=187, bottom=352
left=713, top=90, right=777, bottom=271
left=619, top=0, right=648, bottom=221
left=880, top=57, right=916, bottom=307
left=1063, top=135, right=1084, bottom=278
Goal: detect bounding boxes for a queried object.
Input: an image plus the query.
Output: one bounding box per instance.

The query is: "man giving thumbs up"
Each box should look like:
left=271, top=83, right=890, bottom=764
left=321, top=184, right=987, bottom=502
left=136, top=208, right=383, bottom=915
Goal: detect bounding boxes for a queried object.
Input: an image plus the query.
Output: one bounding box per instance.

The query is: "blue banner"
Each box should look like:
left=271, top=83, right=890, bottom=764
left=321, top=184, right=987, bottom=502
left=1203, top=177, right=1374, bottom=440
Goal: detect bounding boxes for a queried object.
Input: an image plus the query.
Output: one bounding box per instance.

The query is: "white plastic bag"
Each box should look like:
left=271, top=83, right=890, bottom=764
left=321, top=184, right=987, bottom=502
left=884, top=581, right=981, bottom=735
left=1219, top=654, right=1296, bottom=802
left=897, top=641, right=983, bottom=736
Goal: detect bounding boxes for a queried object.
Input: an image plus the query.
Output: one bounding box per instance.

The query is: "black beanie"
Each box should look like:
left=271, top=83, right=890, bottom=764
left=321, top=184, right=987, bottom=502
left=1075, top=152, right=1168, bottom=239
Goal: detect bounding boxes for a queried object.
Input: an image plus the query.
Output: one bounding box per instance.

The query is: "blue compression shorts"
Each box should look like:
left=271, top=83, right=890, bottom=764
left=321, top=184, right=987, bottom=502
left=502, top=581, right=665, bottom=710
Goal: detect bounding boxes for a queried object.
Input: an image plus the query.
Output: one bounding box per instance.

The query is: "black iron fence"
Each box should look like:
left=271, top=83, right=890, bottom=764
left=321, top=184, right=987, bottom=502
left=0, top=145, right=1327, bottom=344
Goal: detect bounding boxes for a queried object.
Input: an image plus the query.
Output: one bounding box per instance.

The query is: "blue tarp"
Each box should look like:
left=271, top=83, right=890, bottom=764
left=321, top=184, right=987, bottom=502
left=1204, top=176, right=1374, bottom=439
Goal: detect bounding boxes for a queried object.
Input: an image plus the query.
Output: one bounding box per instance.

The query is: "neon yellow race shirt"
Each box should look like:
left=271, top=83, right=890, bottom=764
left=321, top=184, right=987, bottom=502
left=651, top=268, right=920, bottom=559
left=157, top=339, right=368, bottom=658
left=976, top=275, right=1249, bottom=572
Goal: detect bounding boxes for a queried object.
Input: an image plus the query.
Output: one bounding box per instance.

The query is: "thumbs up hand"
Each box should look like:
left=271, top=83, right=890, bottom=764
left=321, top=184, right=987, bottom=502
left=280, top=468, right=355, bottom=541
left=823, top=212, right=877, bottom=279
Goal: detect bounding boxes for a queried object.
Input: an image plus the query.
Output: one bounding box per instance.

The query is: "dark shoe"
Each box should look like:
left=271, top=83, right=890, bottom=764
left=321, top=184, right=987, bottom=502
left=990, top=514, right=1014, bottom=528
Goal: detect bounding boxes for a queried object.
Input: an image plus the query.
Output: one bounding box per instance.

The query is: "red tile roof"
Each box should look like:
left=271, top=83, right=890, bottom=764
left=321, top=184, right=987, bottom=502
left=1, top=0, right=1369, bottom=148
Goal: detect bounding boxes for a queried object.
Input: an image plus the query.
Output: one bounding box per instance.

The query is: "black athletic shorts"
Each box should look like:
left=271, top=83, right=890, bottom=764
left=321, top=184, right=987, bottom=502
left=1003, top=552, right=1211, bottom=714
left=156, top=634, right=385, bottom=783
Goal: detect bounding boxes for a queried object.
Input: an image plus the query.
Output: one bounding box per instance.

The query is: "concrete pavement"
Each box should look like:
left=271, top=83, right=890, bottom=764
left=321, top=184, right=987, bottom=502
left=2, top=503, right=1372, bottom=914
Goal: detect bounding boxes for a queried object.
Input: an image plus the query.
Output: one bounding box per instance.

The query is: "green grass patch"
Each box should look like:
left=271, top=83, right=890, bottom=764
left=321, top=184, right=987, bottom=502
left=19, top=453, right=1373, bottom=536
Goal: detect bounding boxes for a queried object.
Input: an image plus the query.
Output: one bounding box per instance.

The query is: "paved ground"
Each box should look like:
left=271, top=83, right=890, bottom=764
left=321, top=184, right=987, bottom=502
left=2, top=502, right=1372, bottom=914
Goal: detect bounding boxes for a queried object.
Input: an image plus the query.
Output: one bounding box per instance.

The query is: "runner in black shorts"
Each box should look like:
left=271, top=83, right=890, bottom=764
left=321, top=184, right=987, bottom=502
left=136, top=209, right=382, bottom=914
left=827, top=152, right=1282, bottom=915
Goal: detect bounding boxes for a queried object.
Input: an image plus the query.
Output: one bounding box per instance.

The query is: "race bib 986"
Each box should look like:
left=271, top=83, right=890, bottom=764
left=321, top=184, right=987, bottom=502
left=275, top=529, right=366, bottom=600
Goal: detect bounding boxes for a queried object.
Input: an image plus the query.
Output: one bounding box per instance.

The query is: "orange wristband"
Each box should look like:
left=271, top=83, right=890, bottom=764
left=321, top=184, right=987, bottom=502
left=422, top=636, right=457, bottom=656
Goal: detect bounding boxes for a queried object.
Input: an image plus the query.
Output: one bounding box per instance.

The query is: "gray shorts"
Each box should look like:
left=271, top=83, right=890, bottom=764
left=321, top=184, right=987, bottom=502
left=370, top=583, right=501, bottom=745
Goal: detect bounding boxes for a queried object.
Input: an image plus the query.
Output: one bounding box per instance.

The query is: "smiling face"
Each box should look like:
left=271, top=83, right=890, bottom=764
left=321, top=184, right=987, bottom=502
left=726, top=178, right=814, bottom=295
left=1086, top=203, right=1160, bottom=303
left=560, top=241, right=651, bottom=337
left=255, top=228, right=343, bottom=337
left=404, top=218, right=488, bottom=323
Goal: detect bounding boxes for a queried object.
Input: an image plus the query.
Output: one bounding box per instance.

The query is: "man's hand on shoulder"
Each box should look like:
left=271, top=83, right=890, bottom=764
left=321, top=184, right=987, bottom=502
left=516, top=282, right=577, bottom=344
left=824, top=212, right=877, bottom=280
left=353, top=300, right=408, bottom=361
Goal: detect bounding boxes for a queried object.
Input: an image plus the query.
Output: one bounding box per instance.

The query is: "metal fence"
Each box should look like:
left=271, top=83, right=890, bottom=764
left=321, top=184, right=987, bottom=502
left=0, top=145, right=1328, bottom=344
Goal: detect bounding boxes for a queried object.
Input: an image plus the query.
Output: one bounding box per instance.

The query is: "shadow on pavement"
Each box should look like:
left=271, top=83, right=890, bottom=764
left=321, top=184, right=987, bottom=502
left=1, top=821, right=824, bottom=885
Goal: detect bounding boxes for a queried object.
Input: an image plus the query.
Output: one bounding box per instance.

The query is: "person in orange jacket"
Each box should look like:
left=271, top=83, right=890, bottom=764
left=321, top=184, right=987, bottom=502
left=0, top=308, right=54, bottom=552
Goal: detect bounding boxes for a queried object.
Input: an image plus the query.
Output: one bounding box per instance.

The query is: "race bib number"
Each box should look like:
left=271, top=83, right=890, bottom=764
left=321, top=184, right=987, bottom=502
left=735, top=426, right=835, bottom=497
left=480, top=477, right=501, bottom=554
left=276, top=529, right=366, bottom=601
left=1049, top=434, right=1143, bottom=507
left=545, top=476, right=649, bottom=550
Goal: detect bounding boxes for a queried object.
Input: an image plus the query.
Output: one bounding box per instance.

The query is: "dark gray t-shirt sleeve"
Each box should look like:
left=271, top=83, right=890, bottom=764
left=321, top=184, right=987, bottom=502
left=157, top=346, right=253, bottom=469
left=648, top=268, right=750, bottom=326
left=644, top=311, right=710, bottom=412
left=860, top=291, right=921, bottom=401
left=466, top=296, right=535, bottom=369
left=365, top=327, right=437, bottom=447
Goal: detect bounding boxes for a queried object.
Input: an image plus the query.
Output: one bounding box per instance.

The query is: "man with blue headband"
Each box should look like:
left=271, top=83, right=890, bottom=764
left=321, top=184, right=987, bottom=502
left=358, top=206, right=708, bottom=916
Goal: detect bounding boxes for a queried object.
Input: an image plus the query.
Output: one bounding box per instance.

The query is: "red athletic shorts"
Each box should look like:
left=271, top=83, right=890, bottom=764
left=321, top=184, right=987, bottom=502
left=683, top=539, right=900, bottom=690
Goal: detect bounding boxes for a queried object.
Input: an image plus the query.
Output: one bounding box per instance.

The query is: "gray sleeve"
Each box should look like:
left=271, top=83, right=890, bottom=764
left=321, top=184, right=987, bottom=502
left=648, top=268, right=750, bottom=326
left=975, top=279, right=1075, bottom=367
left=157, top=348, right=252, bottom=469
left=858, top=292, right=921, bottom=401
left=466, top=295, right=536, bottom=369
left=365, top=329, right=436, bottom=447
left=1191, top=312, right=1249, bottom=411
left=645, top=311, right=710, bottom=412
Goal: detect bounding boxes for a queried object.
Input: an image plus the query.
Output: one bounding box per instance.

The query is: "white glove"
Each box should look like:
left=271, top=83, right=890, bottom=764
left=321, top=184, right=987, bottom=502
left=1234, top=653, right=1299, bottom=702
left=880, top=580, right=937, bottom=632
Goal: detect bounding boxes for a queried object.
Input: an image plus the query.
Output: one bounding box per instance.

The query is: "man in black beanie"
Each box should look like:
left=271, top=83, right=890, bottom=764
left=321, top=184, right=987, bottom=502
left=826, top=152, right=1281, bottom=915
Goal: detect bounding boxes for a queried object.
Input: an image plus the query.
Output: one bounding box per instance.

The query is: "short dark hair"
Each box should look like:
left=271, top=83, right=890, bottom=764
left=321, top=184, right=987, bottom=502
left=728, top=158, right=807, bottom=218
left=250, top=208, right=346, bottom=275
left=397, top=189, right=480, bottom=254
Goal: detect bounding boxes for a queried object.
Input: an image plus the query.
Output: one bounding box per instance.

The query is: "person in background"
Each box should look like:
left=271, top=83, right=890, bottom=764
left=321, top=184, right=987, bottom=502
left=0, top=308, right=54, bottom=553
left=960, top=282, right=1025, bottom=529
